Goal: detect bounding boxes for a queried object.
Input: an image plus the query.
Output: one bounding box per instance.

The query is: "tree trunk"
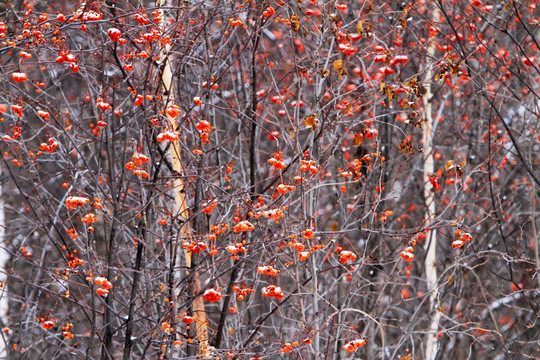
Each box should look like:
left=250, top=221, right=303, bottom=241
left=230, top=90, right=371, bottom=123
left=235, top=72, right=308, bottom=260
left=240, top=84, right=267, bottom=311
left=423, top=4, right=441, bottom=359
left=156, top=0, right=210, bottom=357
left=0, top=164, right=7, bottom=358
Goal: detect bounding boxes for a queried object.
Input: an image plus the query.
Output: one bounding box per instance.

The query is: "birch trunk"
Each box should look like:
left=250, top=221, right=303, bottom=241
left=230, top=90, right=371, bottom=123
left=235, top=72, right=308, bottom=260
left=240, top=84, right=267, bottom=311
left=0, top=164, right=7, bottom=358
left=156, top=0, right=210, bottom=356
left=423, top=4, right=441, bottom=359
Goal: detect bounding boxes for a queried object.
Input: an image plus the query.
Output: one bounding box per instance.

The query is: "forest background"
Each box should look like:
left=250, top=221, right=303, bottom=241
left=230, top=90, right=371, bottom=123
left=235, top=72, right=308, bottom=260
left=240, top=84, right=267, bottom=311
left=0, top=0, right=539, bottom=359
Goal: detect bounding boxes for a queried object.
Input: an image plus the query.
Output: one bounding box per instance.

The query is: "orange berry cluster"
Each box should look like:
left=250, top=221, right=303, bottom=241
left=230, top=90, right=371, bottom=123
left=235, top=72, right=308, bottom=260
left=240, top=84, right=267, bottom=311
left=287, top=239, right=312, bottom=261
left=400, top=246, right=415, bottom=263
left=298, top=251, right=310, bottom=261
left=62, top=323, right=74, bottom=339
left=12, top=72, right=28, bottom=82
left=257, top=265, right=280, bottom=277
left=210, top=222, right=228, bottom=235
left=131, top=152, right=149, bottom=165
left=280, top=343, right=294, bottom=354
left=182, top=315, right=194, bottom=324
left=202, top=77, right=219, bottom=89
left=126, top=152, right=150, bottom=178
left=276, top=183, right=296, bottom=194
left=93, top=276, right=113, bottom=296
left=229, top=17, right=243, bottom=27
left=55, top=50, right=79, bottom=72
left=39, top=138, right=59, bottom=153
left=161, top=322, right=174, bottom=334
left=452, top=231, right=473, bottom=249
left=208, top=222, right=228, bottom=242
left=300, top=159, right=318, bottom=174
left=93, top=197, right=103, bottom=209
left=81, top=213, right=98, bottom=224
left=37, top=316, right=55, bottom=330
left=182, top=241, right=207, bottom=254
left=10, top=105, right=23, bottom=117
left=259, top=208, right=284, bottom=222
left=232, top=220, right=254, bottom=233
left=165, top=104, right=181, bottom=118
left=66, top=228, right=78, bottom=240
left=208, top=246, right=219, bottom=255
left=342, top=338, right=367, bottom=353
left=262, top=285, right=284, bottom=300
left=72, top=7, right=103, bottom=21
left=194, top=120, right=214, bottom=143
left=12, top=126, right=22, bottom=140
left=263, top=6, right=275, bottom=17
left=203, top=287, right=222, bottom=302
left=42, top=320, right=56, bottom=330
left=20, top=246, right=32, bottom=257
left=65, top=196, right=90, bottom=210
left=96, top=98, right=112, bottom=111
left=232, top=284, right=255, bottom=300
left=268, top=151, right=286, bottom=170
left=226, top=242, right=247, bottom=260
left=338, top=250, right=357, bottom=264
left=302, top=228, right=315, bottom=239
left=338, top=168, right=353, bottom=178
left=67, top=254, right=84, bottom=268
left=156, top=129, right=180, bottom=142
left=202, top=200, right=217, bottom=214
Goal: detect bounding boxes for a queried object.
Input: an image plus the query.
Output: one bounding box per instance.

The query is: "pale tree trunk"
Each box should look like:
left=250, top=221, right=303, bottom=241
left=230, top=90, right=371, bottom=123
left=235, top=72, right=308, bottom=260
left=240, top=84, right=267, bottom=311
left=423, top=4, right=441, bottom=360
left=156, top=0, right=210, bottom=357
left=0, top=164, right=7, bottom=358
left=530, top=123, right=539, bottom=289
left=533, top=179, right=539, bottom=290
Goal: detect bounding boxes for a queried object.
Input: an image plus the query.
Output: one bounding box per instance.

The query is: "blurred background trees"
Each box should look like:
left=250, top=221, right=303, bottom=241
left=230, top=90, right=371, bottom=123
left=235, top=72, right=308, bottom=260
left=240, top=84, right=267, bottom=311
left=0, top=0, right=538, bottom=359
